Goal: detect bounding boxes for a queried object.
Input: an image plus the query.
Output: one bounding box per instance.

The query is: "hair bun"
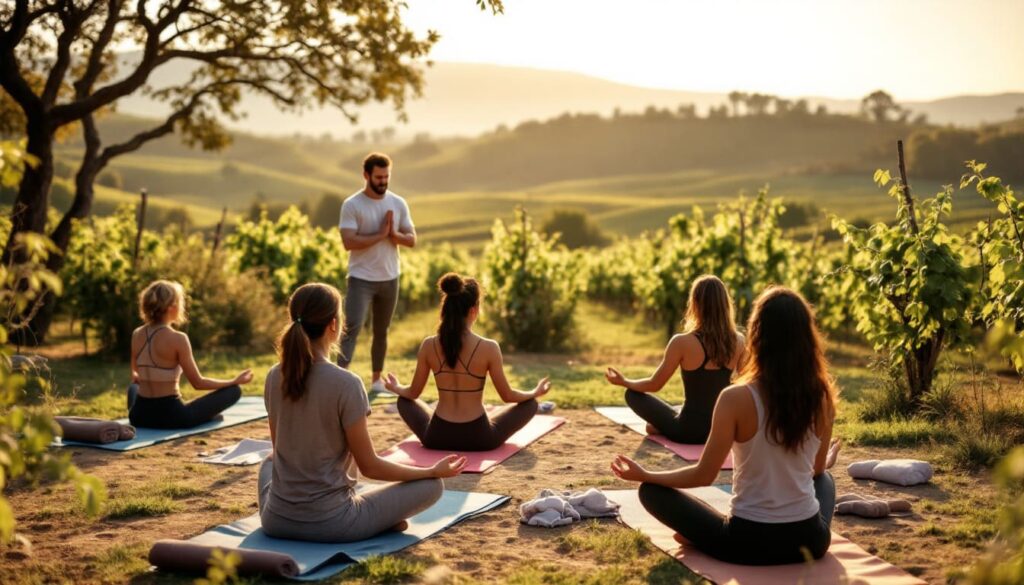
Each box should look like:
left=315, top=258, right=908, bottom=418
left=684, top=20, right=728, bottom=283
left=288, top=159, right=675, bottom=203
left=438, top=273, right=464, bottom=295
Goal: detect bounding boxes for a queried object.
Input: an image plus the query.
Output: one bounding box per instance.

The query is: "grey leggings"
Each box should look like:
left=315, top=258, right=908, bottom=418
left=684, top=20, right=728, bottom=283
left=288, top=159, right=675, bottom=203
left=638, top=472, right=836, bottom=565
left=339, top=276, right=399, bottom=372
left=257, top=456, right=443, bottom=542
left=398, top=397, right=538, bottom=451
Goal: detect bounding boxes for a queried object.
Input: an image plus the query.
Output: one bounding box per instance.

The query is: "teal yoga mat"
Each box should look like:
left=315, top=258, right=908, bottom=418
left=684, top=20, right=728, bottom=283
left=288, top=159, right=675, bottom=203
left=166, top=490, right=509, bottom=581
left=54, top=396, right=268, bottom=451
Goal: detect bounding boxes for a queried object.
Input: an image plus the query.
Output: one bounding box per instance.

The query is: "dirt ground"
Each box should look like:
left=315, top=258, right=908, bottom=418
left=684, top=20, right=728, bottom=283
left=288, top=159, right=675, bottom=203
left=0, top=407, right=993, bottom=584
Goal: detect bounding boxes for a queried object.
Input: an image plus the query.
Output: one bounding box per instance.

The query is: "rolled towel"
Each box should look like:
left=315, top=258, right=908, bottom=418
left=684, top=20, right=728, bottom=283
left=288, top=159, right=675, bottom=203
left=835, top=493, right=913, bottom=518
left=148, top=540, right=300, bottom=578
left=847, top=459, right=933, bottom=486
left=836, top=500, right=890, bottom=518
left=118, top=424, right=136, bottom=441
left=55, top=416, right=122, bottom=444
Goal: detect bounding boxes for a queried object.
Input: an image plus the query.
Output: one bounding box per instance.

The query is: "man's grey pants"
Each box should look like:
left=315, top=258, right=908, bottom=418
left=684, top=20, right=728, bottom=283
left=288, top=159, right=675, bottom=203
left=339, top=276, right=399, bottom=373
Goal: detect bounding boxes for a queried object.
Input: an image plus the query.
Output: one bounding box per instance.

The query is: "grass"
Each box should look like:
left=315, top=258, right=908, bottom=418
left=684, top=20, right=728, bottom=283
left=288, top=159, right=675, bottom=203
left=556, top=520, right=651, bottom=563
left=339, top=555, right=428, bottom=584
left=88, top=543, right=150, bottom=583
left=105, top=494, right=181, bottom=519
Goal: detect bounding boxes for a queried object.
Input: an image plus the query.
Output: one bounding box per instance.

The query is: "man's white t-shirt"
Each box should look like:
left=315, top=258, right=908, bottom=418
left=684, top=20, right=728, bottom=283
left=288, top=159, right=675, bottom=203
left=339, top=190, right=414, bottom=282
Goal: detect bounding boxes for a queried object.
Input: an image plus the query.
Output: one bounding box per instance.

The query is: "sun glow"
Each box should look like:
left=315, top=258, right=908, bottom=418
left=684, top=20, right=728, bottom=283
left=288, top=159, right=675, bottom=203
left=403, top=0, right=1024, bottom=100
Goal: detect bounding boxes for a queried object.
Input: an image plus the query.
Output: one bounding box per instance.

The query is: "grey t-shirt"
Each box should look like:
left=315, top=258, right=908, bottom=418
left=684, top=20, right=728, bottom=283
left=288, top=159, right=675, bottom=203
left=264, top=361, right=371, bottom=522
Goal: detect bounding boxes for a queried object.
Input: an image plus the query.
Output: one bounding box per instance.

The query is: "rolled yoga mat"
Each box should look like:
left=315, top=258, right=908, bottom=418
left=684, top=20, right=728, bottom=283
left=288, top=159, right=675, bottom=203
left=594, top=406, right=734, bottom=470
left=610, top=486, right=927, bottom=585
left=54, top=396, right=267, bottom=451
left=55, top=416, right=135, bottom=444
left=149, top=489, right=510, bottom=581
left=379, top=415, right=566, bottom=474
left=148, top=540, right=299, bottom=578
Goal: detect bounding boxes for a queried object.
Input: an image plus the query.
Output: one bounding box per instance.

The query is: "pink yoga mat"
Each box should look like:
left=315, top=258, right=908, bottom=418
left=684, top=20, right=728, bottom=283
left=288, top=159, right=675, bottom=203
left=610, top=487, right=926, bottom=585
left=379, top=415, right=566, bottom=473
left=594, top=407, right=734, bottom=470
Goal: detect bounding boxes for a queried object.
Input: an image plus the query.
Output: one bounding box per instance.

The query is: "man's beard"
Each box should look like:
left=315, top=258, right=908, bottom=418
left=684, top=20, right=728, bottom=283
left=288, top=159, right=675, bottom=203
left=371, top=182, right=388, bottom=195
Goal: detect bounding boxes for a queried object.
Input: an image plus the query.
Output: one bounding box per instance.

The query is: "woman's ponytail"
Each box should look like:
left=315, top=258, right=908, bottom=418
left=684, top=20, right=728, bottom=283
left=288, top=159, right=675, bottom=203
left=276, top=284, right=342, bottom=400
left=437, top=273, right=481, bottom=367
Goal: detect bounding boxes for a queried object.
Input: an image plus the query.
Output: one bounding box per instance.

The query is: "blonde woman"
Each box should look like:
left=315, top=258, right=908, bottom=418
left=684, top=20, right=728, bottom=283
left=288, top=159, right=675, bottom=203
left=128, top=280, right=251, bottom=428
left=605, top=275, right=746, bottom=444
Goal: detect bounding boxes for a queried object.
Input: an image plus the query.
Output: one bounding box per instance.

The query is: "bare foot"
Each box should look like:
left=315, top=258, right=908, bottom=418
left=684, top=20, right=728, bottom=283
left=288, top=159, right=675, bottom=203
left=390, top=520, right=409, bottom=532
left=646, top=423, right=658, bottom=436
left=673, top=532, right=691, bottom=546
left=825, top=438, right=842, bottom=470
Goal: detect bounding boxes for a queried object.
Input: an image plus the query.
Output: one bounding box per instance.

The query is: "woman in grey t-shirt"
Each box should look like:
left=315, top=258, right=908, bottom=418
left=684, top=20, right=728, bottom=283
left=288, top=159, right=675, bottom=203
left=258, top=283, right=466, bottom=542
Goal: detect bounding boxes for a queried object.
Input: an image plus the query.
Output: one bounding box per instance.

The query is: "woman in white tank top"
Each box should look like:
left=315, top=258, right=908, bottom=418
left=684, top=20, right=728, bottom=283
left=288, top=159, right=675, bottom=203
left=611, top=286, right=841, bottom=565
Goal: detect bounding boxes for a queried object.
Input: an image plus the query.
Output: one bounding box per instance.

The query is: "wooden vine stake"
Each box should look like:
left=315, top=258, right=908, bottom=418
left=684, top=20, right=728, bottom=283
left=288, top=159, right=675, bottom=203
left=133, top=188, right=148, bottom=269
left=897, top=140, right=920, bottom=235
left=212, top=207, right=228, bottom=256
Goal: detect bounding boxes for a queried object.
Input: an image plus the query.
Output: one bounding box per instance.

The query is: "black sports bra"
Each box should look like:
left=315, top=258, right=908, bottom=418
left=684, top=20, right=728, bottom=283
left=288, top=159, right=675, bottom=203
left=432, top=338, right=486, bottom=393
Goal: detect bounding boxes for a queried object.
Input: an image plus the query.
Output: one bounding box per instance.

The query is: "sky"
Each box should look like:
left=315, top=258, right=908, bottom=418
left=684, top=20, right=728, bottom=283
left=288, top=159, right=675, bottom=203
left=402, top=0, right=1024, bottom=101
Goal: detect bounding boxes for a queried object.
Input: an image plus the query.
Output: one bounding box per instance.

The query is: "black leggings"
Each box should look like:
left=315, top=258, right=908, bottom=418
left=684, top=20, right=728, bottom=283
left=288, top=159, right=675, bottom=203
left=127, top=384, right=242, bottom=429
left=638, top=472, right=836, bottom=566
left=625, top=389, right=710, bottom=444
left=397, top=397, right=538, bottom=451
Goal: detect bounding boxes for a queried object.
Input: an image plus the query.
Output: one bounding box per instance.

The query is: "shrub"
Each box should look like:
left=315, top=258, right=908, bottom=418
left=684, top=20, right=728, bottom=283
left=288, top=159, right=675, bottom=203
left=541, top=208, right=610, bottom=249
left=482, top=207, right=581, bottom=351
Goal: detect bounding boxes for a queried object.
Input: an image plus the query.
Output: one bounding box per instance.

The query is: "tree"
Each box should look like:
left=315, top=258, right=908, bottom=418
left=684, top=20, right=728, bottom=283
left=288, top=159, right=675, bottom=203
left=1016, top=106, right=1024, bottom=120
left=727, top=90, right=746, bottom=117
left=861, top=90, right=902, bottom=123
left=0, top=0, right=502, bottom=343
left=745, top=93, right=771, bottom=116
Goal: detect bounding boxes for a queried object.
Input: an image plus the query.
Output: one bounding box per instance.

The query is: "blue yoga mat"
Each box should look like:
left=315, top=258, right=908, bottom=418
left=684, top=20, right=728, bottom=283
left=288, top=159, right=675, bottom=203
left=180, top=490, right=509, bottom=581
left=55, top=396, right=268, bottom=451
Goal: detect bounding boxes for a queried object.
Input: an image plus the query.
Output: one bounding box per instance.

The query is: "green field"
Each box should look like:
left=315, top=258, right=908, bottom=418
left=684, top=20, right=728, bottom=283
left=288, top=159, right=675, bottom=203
left=56, top=148, right=997, bottom=246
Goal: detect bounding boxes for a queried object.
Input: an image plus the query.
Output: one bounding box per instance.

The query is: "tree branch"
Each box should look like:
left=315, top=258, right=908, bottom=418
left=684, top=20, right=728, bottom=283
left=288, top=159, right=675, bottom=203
left=74, top=0, right=124, bottom=95
left=48, top=0, right=196, bottom=123
left=41, top=1, right=79, bottom=106
left=97, top=85, right=211, bottom=164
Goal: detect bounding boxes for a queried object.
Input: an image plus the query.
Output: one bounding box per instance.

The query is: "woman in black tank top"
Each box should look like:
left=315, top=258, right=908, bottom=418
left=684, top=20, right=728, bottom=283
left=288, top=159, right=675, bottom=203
left=605, top=275, right=745, bottom=444
left=384, top=273, right=551, bottom=451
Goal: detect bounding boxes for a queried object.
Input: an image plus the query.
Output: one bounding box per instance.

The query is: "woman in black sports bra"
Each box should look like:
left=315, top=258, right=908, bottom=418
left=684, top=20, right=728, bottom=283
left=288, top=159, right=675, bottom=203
left=384, top=272, right=551, bottom=451
left=605, top=275, right=746, bottom=444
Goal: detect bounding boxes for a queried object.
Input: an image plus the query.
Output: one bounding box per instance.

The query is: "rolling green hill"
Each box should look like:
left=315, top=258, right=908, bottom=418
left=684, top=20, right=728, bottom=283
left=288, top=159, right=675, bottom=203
left=32, top=110, right=1011, bottom=238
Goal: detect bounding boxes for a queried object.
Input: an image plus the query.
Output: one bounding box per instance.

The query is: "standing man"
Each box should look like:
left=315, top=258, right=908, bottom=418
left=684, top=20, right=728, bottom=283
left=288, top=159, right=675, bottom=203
left=338, top=153, right=416, bottom=394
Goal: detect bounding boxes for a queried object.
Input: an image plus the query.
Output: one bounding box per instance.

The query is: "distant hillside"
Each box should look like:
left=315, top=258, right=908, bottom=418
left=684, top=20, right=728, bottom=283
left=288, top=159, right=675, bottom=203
left=399, top=112, right=910, bottom=191
left=113, top=58, right=1024, bottom=138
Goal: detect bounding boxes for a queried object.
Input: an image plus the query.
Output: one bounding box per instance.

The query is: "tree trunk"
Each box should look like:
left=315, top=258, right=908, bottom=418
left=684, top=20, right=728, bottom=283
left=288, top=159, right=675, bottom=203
left=3, top=119, right=54, bottom=264
left=12, top=116, right=104, bottom=346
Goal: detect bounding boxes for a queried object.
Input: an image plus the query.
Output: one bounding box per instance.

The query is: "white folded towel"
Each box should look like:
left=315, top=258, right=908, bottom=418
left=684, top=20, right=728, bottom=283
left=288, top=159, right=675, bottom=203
left=201, top=438, right=272, bottom=466
left=520, top=488, right=619, bottom=527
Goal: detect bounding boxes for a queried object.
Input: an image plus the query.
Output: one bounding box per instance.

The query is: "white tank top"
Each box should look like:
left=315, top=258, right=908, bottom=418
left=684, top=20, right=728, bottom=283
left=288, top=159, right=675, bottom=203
left=730, top=384, right=821, bottom=523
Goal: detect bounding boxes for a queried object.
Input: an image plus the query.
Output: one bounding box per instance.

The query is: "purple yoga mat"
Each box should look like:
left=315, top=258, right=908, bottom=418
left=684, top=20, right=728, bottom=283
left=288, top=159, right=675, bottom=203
left=379, top=415, right=566, bottom=473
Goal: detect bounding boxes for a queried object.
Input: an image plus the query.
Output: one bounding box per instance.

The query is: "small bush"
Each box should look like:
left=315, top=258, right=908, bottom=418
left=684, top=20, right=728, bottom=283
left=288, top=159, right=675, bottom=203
left=482, top=207, right=581, bottom=351
left=97, top=170, right=123, bottom=190
left=947, top=432, right=1011, bottom=471
left=541, top=208, right=610, bottom=249
left=858, top=358, right=916, bottom=422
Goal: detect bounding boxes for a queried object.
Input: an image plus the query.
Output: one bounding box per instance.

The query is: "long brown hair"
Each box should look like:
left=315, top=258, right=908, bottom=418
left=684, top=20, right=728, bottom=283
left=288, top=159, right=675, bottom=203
left=437, top=272, right=481, bottom=368
left=739, top=286, right=835, bottom=451
left=276, top=283, right=342, bottom=400
left=682, top=275, right=738, bottom=367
